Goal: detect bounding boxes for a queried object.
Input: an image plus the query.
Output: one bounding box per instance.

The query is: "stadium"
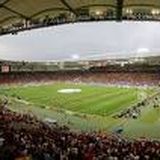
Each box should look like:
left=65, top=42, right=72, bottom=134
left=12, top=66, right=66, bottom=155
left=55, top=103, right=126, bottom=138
left=0, top=0, right=160, bottom=159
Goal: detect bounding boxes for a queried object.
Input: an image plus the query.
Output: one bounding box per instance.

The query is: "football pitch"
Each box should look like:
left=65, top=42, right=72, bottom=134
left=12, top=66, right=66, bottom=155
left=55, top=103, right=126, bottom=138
left=1, top=82, right=160, bottom=139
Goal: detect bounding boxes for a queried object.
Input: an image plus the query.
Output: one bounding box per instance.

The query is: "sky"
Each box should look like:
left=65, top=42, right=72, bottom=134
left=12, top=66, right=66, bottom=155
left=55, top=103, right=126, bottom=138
left=0, top=21, right=160, bottom=61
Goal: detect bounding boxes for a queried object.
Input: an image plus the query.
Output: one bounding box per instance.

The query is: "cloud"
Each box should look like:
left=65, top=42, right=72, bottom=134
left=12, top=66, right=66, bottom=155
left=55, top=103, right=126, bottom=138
left=0, top=21, right=160, bottom=61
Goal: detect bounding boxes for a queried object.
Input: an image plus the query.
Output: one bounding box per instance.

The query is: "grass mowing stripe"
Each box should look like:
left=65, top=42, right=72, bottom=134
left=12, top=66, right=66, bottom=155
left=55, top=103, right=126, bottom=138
left=5, top=84, right=129, bottom=109
left=10, top=87, right=116, bottom=107
left=5, top=83, right=116, bottom=102
left=65, top=89, right=128, bottom=111
left=2, top=83, right=140, bottom=116
left=79, top=90, right=138, bottom=115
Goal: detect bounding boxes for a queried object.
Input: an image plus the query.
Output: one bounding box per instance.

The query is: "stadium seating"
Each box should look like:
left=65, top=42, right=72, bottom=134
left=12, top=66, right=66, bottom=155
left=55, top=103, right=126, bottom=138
left=0, top=105, right=159, bottom=160
left=0, top=71, right=159, bottom=86
left=0, top=67, right=159, bottom=159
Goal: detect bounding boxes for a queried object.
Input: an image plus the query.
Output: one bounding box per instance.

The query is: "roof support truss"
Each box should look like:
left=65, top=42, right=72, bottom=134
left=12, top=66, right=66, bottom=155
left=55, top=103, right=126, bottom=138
left=0, top=0, right=10, bottom=7
left=2, top=5, right=30, bottom=20
left=60, top=0, right=78, bottom=16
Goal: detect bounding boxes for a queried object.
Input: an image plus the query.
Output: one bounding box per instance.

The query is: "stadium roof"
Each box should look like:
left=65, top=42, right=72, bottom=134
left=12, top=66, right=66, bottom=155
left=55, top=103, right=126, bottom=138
left=1, top=0, right=160, bottom=35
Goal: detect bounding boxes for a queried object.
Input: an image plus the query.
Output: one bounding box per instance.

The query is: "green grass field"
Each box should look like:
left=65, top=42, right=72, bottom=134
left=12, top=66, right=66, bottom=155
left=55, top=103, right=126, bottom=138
left=0, top=82, right=160, bottom=139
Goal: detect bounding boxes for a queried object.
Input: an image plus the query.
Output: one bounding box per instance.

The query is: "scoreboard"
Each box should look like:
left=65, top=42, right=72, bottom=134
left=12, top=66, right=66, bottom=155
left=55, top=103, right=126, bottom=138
left=1, top=65, right=10, bottom=73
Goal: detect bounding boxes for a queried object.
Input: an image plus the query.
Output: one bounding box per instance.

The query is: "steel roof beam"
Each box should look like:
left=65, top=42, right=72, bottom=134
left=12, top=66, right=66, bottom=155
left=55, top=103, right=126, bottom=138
left=0, top=0, right=10, bottom=7
left=2, top=5, right=30, bottom=20
left=60, top=0, right=78, bottom=16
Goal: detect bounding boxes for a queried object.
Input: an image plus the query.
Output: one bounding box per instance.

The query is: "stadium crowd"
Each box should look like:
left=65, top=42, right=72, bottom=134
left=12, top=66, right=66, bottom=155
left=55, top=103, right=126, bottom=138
left=0, top=71, right=159, bottom=86
left=0, top=103, right=160, bottom=160
left=0, top=69, right=160, bottom=160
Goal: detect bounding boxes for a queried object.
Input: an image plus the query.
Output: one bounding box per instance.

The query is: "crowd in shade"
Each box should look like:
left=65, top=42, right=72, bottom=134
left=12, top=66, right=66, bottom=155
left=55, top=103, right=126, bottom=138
left=0, top=103, right=160, bottom=160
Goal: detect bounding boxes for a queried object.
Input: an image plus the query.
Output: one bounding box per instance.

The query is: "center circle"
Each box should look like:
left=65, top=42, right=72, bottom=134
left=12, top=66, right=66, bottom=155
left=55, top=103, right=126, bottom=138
left=57, top=89, right=82, bottom=94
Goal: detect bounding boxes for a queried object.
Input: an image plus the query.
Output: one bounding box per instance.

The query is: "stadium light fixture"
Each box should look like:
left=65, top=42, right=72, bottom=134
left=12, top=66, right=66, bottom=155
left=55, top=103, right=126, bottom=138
left=71, top=54, right=80, bottom=60
left=151, top=9, right=160, bottom=15
left=125, top=8, right=133, bottom=14
left=136, top=48, right=150, bottom=54
left=95, top=10, right=103, bottom=16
